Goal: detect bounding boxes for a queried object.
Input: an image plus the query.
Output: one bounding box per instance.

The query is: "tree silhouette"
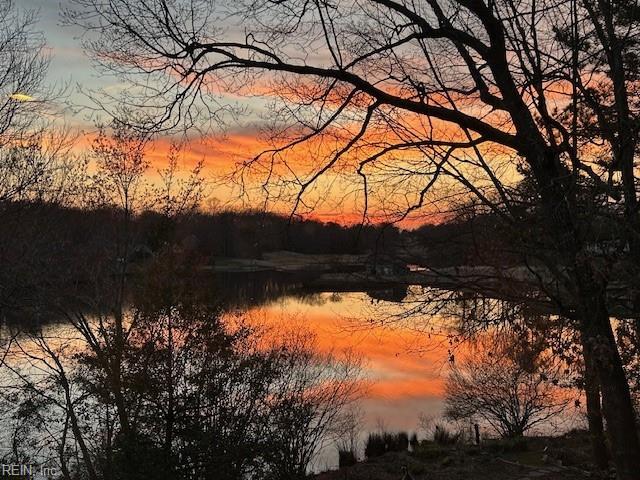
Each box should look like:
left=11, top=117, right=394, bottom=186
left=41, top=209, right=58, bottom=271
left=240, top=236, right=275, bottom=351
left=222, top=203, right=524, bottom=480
left=445, top=331, right=570, bottom=438
left=64, top=0, right=640, bottom=476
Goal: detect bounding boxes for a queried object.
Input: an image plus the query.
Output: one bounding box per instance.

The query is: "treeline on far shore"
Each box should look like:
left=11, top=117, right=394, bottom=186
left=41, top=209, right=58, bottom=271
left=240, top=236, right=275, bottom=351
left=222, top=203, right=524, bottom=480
left=2, top=199, right=510, bottom=266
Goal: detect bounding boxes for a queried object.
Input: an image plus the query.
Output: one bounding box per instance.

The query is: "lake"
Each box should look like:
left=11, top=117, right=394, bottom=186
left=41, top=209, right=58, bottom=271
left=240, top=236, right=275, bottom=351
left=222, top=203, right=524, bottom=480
left=0, top=271, right=586, bottom=475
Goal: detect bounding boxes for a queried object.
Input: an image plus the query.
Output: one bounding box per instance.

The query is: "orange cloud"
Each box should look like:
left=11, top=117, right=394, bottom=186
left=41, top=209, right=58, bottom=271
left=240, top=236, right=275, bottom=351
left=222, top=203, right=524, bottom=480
left=73, top=86, right=521, bottom=225
left=368, top=377, right=444, bottom=399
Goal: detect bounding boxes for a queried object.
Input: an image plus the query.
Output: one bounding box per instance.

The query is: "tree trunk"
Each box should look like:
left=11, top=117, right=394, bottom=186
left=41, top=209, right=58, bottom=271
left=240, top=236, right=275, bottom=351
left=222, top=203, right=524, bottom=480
left=60, top=375, right=99, bottom=480
left=49, top=347, right=99, bottom=480
left=581, top=332, right=610, bottom=470
left=578, top=285, right=640, bottom=480
left=524, top=142, right=640, bottom=479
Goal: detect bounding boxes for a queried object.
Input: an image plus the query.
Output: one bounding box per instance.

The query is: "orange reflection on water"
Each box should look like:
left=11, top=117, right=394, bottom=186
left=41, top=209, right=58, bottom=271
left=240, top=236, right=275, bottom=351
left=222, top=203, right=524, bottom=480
left=243, top=292, right=452, bottom=406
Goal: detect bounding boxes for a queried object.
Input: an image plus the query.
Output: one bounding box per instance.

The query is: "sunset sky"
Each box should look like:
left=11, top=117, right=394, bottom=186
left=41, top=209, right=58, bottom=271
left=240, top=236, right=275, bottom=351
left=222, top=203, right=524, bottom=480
left=18, top=0, right=488, bottom=226
left=23, top=0, right=448, bottom=416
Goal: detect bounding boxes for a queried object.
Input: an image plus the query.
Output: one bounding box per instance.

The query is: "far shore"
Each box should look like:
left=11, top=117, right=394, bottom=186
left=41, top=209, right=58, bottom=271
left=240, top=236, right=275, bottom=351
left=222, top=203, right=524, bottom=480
left=197, top=251, right=633, bottom=316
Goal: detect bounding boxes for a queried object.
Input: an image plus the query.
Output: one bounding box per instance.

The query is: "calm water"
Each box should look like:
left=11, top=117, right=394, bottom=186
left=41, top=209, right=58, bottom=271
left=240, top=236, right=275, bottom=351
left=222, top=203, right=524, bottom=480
left=1, top=272, right=585, bottom=474
left=241, top=291, right=449, bottom=430
left=216, top=272, right=586, bottom=431
left=202, top=273, right=450, bottom=429
left=230, top=284, right=452, bottom=472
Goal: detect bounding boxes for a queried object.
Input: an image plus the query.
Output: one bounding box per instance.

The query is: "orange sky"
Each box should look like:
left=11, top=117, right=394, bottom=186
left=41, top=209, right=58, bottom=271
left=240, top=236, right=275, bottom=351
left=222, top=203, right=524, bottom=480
left=65, top=50, right=591, bottom=229
left=27, top=0, right=593, bottom=228
left=85, top=110, right=519, bottom=227
left=68, top=60, right=528, bottom=227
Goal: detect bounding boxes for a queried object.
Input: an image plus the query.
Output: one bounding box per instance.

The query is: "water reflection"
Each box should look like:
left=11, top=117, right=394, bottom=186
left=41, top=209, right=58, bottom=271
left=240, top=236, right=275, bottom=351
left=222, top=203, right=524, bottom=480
left=0, top=272, right=522, bottom=434
left=2, top=272, right=452, bottom=434
left=0, top=271, right=583, bottom=477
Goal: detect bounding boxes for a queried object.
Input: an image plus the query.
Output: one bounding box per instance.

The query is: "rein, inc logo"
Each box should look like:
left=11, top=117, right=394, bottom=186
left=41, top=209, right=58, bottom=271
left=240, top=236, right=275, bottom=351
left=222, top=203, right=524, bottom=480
left=1, top=464, right=57, bottom=478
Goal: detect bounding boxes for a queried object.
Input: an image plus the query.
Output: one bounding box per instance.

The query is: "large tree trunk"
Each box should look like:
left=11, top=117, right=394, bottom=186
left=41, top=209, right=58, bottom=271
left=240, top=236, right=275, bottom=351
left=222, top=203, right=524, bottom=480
left=524, top=141, right=640, bottom=478
left=581, top=331, right=610, bottom=470
left=578, top=283, right=640, bottom=480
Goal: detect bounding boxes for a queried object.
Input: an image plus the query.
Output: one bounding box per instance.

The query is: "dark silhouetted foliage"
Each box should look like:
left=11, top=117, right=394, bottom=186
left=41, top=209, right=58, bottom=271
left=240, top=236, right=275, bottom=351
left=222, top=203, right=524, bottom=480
left=409, top=432, right=419, bottom=450
left=338, top=449, right=357, bottom=468
left=364, top=431, right=410, bottom=458
left=433, top=425, right=460, bottom=446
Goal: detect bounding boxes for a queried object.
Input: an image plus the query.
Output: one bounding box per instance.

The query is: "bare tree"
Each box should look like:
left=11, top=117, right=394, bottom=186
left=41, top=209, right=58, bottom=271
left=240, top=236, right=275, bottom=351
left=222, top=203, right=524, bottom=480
left=0, top=113, right=206, bottom=479
left=0, top=0, right=80, bottom=315
left=0, top=325, right=101, bottom=480
left=63, top=0, right=640, bottom=476
left=445, top=331, right=570, bottom=438
left=0, top=1, right=54, bottom=142
left=1, top=298, right=362, bottom=480
left=266, top=336, right=363, bottom=479
left=0, top=0, right=69, bottom=201
left=0, top=128, right=79, bottom=204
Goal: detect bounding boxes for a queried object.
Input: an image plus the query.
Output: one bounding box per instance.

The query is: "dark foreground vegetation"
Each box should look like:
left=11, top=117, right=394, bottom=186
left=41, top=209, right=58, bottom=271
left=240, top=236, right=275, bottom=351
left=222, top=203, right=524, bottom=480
left=317, top=430, right=606, bottom=480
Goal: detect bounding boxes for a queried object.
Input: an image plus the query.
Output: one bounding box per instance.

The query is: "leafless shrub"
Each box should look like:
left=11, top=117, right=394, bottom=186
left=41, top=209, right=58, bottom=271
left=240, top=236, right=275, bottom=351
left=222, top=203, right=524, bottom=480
left=445, top=332, right=571, bottom=438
